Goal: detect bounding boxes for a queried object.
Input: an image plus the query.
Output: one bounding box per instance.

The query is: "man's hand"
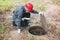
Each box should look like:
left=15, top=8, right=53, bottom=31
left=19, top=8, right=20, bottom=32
left=39, top=12, right=44, bottom=15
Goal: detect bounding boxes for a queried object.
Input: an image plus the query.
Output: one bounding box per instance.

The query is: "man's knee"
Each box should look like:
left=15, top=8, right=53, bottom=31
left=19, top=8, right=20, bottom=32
left=12, top=21, right=17, bottom=26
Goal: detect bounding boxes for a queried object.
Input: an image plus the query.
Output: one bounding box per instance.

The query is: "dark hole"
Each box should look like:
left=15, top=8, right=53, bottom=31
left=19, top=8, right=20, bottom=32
left=28, top=26, right=47, bottom=36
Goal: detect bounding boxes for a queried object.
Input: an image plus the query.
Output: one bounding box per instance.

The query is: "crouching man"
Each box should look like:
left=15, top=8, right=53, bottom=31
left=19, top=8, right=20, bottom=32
left=12, top=2, right=43, bottom=33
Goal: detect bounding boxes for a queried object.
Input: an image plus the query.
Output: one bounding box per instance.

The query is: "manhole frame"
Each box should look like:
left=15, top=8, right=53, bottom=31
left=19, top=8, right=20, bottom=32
left=28, top=26, right=47, bottom=36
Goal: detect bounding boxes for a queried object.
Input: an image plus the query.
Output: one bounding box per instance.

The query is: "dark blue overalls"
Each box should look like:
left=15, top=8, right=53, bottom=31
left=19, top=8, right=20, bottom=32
left=12, top=5, right=38, bottom=29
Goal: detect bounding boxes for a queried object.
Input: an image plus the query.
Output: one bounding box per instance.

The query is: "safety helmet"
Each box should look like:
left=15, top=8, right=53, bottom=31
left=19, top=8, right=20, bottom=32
left=25, top=2, right=33, bottom=12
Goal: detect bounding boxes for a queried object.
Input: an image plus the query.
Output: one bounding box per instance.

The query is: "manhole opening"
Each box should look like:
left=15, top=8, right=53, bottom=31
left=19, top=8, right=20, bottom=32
left=28, top=26, right=47, bottom=36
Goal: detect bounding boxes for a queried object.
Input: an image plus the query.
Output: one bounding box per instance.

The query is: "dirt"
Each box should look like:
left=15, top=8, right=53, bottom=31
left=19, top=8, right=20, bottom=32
left=0, top=14, right=5, bottom=22
left=3, top=6, right=60, bottom=40
left=0, top=36, right=4, bottom=40
left=2, top=0, right=60, bottom=40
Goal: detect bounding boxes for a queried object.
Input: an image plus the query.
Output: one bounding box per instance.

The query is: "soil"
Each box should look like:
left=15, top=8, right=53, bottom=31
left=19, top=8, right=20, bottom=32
left=0, top=36, right=4, bottom=40
left=1, top=0, right=60, bottom=40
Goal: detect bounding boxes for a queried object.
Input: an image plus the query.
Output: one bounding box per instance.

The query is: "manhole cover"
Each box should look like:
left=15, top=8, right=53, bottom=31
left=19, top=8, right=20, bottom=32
left=28, top=26, right=47, bottom=36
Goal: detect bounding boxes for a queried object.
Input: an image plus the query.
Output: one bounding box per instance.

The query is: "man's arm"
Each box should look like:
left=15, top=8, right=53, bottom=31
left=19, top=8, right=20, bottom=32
left=31, top=10, right=39, bottom=14
left=31, top=10, right=44, bottom=15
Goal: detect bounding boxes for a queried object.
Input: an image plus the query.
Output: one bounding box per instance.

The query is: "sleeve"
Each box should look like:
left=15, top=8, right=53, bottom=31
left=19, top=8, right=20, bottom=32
left=13, top=10, right=18, bottom=21
left=31, top=10, right=39, bottom=14
left=13, top=6, right=23, bottom=20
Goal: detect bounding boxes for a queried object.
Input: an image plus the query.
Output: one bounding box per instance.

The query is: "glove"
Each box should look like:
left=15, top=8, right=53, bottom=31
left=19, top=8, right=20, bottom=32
left=17, top=29, right=21, bottom=33
left=39, top=12, right=44, bottom=15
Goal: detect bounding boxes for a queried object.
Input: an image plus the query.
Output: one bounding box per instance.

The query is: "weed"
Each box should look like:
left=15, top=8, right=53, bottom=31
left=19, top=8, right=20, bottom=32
left=55, top=28, right=60, bottom=33
left=52, top=0, right=60, bottom=5
left=28, top=36, right=35, bottom=40
left=22, top=0, right=28, bottom=3
left=0, top=0, right=15, bottom=11
left=0, top=22, right=4, bottom=33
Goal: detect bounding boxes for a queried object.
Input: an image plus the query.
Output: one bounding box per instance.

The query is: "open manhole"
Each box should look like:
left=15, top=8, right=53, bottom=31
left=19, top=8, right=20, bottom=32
left=28, top=26, right=47, bottom=36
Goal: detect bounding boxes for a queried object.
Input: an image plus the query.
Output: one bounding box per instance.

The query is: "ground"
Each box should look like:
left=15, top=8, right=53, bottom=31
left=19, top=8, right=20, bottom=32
left=0, top=0, right=60, bottom=40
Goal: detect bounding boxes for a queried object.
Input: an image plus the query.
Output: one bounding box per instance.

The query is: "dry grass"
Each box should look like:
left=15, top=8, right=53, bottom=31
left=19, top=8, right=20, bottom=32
left=52, top=0, right=60, bottom=5
left=0, top=0, right=60, bottom=40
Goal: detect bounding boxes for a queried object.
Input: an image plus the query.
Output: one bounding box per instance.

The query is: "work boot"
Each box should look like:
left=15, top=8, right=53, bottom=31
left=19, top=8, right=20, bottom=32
left=17, top=29, right=21, bottom=33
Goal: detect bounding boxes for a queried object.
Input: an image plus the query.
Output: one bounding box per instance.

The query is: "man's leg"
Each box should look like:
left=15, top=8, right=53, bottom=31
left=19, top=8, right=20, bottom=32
left=15, top=18, right=22, bottom=33
left=12, top=21, right=17, bottom=26
left=12, top=14, right=17, bottom=26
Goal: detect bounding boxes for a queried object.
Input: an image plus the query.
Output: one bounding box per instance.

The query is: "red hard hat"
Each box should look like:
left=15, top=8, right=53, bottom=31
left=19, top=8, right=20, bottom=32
left=25, top=2, right=33, bottom=12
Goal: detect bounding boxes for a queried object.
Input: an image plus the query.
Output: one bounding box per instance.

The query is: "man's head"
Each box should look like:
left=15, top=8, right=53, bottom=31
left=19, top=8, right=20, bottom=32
left=24, top=2, right=33, bottom=12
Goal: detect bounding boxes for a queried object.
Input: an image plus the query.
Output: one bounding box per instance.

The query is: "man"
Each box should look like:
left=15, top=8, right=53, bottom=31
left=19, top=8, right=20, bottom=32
left=12, top=2, right=43, bottom=33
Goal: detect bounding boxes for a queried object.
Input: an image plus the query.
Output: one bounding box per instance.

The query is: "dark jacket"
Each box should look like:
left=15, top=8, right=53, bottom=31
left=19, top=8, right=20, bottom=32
left=13, top=5, right=39, bottom=29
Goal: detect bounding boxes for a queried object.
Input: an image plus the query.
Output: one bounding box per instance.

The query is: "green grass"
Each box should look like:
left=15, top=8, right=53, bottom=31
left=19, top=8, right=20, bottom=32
left=0, top=0, right=15, bottom=11
left=55, top=28, right=60, bottom=33
left=47, top=23, right=54, bottom=27
left=28, top=36, right=35, bottom=40
left=0, top=22, right=4, bottom=33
